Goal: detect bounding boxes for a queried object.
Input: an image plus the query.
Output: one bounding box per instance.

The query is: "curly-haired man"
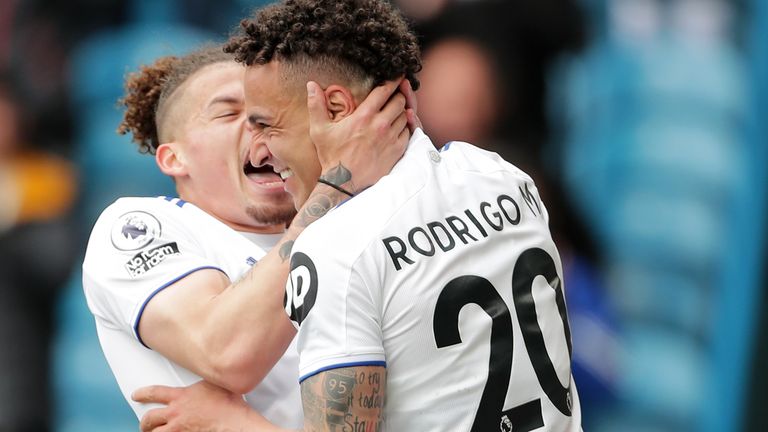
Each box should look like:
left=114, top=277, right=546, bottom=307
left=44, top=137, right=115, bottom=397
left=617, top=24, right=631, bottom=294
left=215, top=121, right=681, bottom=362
left=137, top=1, right=583, bottom=431
left=82, top=43, right=414, bottom=429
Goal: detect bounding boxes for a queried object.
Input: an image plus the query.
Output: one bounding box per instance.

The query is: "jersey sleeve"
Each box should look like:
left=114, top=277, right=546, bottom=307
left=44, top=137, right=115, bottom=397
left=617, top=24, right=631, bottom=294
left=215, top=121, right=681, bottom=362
left=82, top=199, right=223, bottom=346
left=285, top=238, right=385, bottom=382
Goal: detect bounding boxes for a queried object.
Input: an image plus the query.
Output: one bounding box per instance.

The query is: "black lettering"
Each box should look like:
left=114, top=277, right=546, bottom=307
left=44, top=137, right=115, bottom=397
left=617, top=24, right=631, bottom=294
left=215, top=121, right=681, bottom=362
left=427, top=221, right=456, bottom=252
left=382, top=236, right=414, bottom=271
left=480, top=201, right=504, bottom=231
left=408, top=227, right=435, bottom=257
left=464, top=208, right=489, bottom=238
left=520, top=183, right=541, bottom=217
left=446, top=215, right=478, bottom=244
left=498, top=194, right=521, bottom=225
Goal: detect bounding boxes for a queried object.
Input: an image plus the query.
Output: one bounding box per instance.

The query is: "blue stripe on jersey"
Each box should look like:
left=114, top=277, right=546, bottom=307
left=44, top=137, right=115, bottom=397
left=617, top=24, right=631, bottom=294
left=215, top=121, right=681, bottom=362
left=299, top=361, right=387, bottom=383
left=442, top=141, right=454, bottom=151
left=133, top=266, right=225, bottom=348
left=158, top=196, right=187, bottom=208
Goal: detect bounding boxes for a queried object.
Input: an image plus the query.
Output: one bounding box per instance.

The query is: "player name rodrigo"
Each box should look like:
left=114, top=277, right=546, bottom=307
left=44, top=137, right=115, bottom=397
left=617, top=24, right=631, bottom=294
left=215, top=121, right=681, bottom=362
left=382, top=184, right=544, bottom=271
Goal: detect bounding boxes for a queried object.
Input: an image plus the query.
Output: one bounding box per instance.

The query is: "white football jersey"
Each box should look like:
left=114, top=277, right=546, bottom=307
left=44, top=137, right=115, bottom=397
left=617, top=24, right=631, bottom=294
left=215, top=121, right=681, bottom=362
left=83, top=196, right=302, bottom=428
left=286, top=129, right=581, bottom=431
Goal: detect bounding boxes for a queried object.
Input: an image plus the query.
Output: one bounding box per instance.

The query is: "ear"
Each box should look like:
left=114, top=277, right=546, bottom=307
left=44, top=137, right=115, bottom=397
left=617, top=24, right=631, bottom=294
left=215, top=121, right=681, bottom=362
left=155, top=143, right=188, bottom=177
left=324, top=85, right=357, bottom=122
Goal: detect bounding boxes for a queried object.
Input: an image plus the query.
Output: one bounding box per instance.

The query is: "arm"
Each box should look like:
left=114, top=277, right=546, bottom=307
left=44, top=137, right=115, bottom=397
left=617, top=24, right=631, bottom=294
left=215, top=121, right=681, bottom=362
left=136, top=79, right=414, bottom=394
left=134, top=366, right=386, bottom=432
left=300, top=366, right=385, bottom=432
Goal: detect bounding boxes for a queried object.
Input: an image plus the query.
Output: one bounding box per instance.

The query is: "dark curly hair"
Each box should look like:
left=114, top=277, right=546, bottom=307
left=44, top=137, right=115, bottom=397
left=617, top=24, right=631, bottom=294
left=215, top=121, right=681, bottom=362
left=117, top=45, right=235, bottom=154
left=224, top=0, right=422, bottom=92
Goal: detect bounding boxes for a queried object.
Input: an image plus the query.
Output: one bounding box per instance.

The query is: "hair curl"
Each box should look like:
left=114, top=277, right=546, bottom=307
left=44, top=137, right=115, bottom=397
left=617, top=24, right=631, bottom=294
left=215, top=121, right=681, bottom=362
left=117, top=45, right=234, bottom=154
left=224, top=0, right=422, bottom=90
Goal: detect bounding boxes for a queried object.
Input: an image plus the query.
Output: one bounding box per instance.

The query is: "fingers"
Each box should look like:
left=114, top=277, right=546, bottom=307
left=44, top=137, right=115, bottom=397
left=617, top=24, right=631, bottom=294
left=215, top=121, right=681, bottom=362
left=132, top=385, right=181, bottom=405
left=378, top=92, right=407, bottom=127
left=392, top=110, right=409, bottom=138
left=357, top=78, right=402, bottom=115
left=140, top=407, right=170, bottom=432
left=306, top=81, right=331, bottom=130
left=399, top=79, right=418, bottom=113
left=396, top=121, right=410, bottom=155
left=406, top=108, right=423, bottom=132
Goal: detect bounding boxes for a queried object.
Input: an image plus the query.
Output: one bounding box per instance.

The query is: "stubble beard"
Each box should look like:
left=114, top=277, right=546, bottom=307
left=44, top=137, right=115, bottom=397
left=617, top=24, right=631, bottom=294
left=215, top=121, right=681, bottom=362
left=245, top=202, right=298, bottom=226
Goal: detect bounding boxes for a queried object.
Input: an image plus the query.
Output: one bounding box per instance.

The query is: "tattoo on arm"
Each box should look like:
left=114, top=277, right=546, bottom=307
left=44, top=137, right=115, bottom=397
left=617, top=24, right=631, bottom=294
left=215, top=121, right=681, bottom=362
left=320, top=163, right=354, bottom=191
left=293, top=191, right=337, bottom=229
left=279, top=240, right=294, bottom=262
left=301, top=366, right=385, bottom=432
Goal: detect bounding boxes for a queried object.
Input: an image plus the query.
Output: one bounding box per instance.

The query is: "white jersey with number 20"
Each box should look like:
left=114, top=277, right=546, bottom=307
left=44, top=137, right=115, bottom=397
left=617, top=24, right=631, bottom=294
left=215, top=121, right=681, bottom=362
left=286, top=129, right=582, bottom=432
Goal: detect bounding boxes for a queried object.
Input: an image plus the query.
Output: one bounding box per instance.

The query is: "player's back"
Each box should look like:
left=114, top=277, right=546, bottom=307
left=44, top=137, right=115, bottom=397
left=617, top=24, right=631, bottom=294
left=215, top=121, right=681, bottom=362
left=292, top=129, right=581, bottom=431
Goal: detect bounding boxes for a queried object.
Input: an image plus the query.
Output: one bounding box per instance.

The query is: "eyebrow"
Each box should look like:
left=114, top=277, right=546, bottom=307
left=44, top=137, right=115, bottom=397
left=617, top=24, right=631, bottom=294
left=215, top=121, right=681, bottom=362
left=206, top=95, right=242, bottom=108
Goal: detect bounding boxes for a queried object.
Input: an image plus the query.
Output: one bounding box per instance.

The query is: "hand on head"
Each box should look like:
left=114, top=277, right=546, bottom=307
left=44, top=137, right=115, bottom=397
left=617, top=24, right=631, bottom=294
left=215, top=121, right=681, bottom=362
left=306, top=78, right=420, bottom=194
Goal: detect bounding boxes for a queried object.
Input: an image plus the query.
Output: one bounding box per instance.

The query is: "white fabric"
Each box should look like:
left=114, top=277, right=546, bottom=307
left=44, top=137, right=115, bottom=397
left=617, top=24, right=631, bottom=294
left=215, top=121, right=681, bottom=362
left=83, top=196, right=301, bottom=427
left=288, top=129, right=582, bottom=431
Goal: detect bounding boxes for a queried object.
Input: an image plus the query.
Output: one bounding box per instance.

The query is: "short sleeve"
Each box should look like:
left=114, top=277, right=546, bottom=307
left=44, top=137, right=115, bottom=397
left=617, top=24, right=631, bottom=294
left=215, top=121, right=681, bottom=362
left=82, top=200, right=221, bottom=344
left=284, top=243, right=385, bottom=382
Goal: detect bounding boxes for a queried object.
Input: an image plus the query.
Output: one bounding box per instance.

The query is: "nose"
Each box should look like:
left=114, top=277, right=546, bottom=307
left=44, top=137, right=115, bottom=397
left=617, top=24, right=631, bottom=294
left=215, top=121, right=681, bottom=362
left=249, top=135, right=274, bottom=168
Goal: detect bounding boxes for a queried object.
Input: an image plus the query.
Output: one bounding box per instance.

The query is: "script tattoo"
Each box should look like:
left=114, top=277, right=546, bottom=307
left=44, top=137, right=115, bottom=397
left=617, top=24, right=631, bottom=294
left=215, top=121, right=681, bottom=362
left=320, top=163, right=354, bottom=192
left=301, top=366, right=386, bottom=432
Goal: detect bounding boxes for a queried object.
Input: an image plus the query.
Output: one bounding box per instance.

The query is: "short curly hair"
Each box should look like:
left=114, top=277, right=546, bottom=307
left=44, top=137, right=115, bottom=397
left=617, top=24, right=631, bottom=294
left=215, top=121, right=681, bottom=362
left=224, top=0, right=422, bottom=92
left=117, top=45, right=235, bottom=154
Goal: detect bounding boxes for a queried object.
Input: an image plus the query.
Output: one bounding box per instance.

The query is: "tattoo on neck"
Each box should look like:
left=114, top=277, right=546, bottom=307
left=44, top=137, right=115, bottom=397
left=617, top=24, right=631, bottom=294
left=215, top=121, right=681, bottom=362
left=320, top=163, right=354, bottom=190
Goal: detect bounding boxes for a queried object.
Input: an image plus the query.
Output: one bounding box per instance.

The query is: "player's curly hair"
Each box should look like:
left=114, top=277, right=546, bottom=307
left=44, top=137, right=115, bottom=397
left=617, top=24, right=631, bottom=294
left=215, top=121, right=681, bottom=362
left=224, top=0, right=421, bottom=91
left=117, top=45, right=234, bottom=154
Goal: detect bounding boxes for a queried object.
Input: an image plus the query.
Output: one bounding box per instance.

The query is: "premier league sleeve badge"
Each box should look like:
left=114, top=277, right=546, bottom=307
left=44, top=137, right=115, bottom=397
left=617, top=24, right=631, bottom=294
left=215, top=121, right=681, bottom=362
left=110, top=211, right=162, bottom=251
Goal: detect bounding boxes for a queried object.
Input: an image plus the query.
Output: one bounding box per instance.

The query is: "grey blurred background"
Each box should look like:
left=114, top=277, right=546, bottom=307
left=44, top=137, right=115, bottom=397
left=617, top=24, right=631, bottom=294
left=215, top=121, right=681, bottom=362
left=0, top=0, right=765, bottom=431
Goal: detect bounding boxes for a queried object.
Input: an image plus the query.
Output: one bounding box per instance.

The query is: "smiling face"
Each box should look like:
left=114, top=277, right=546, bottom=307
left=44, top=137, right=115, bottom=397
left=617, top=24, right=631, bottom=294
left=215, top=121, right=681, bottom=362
left=162, top=62, right=296, bottom=232
left=243, top=61, right=322, bottom=209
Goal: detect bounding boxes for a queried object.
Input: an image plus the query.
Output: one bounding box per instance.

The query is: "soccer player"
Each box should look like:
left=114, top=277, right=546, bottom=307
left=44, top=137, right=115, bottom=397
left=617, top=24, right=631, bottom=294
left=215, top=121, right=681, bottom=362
left=232, top=0, right=582, bottom=430
left=82, top=44, right=413, bottom=428
left=138, top=1, right=582, bottom=430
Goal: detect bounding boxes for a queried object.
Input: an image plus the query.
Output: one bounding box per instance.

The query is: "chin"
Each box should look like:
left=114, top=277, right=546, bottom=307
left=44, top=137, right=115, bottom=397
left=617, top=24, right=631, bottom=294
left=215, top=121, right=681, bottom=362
left=246, top=203, right=297, bottom=226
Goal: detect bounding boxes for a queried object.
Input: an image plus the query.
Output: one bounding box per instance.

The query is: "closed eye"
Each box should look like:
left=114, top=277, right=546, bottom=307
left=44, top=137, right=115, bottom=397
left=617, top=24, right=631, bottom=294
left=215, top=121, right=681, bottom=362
left=214, top=112, right=239, bottom=119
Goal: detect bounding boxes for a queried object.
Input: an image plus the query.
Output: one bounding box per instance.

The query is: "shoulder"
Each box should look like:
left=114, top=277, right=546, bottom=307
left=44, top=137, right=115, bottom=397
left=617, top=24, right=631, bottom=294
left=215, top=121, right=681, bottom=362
left=85, top=196, right=193, bottom=264
left=91, top=196, right=194, bottom=235
left=440, top=140, right=535, bottom=182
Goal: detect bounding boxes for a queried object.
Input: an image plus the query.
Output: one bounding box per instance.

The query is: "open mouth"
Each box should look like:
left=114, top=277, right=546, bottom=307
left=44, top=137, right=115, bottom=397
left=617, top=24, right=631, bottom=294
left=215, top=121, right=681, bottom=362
left=244, top=161, right=279, bottom=177
left=243, top=161, right=286, bottom=187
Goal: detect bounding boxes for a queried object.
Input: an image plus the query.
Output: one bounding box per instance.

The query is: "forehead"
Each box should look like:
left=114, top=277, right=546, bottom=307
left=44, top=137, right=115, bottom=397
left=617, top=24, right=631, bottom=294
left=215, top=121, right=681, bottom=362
left=243, top=62, right=300, bottom=107
left=184, top=62, right=245, bottom=103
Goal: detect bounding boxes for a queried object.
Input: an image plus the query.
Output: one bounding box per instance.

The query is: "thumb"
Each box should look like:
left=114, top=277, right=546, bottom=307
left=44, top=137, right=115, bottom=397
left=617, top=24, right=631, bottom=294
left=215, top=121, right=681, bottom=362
left=306, top=81, right=331, bottom=130
left=132, top=385, right=180, bottom=404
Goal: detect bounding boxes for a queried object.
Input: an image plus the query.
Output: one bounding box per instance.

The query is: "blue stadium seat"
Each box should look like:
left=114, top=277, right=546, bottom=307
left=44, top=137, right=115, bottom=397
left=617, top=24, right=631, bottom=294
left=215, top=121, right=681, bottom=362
left=549, top=2, right=756, bottom=428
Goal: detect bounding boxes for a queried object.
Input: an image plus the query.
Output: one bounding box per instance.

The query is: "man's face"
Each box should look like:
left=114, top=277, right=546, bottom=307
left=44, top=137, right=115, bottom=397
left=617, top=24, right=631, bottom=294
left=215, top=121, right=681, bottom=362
left=243, top=62, right=322, bottom=209
left=172, top=62, right=296, bottom=231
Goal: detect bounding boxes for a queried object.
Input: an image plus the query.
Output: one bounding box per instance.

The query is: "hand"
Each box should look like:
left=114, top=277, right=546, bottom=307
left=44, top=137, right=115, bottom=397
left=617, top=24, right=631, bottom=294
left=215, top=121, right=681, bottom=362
left=132, top=381, right=255, bottom=432
left=399, top=79, right=423, bottom=132
left=307, top=78, right=411, bottom=194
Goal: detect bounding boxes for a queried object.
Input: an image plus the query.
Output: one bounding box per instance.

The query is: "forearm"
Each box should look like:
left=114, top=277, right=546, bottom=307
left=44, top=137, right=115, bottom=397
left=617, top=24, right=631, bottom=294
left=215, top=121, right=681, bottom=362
left=195, top=183, right=347, bottom=393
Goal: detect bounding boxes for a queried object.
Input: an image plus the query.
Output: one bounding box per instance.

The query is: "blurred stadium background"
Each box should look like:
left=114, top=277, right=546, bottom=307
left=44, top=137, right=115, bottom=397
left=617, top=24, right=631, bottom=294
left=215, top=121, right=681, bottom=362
left=0, top=0, right=765, bottom=431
